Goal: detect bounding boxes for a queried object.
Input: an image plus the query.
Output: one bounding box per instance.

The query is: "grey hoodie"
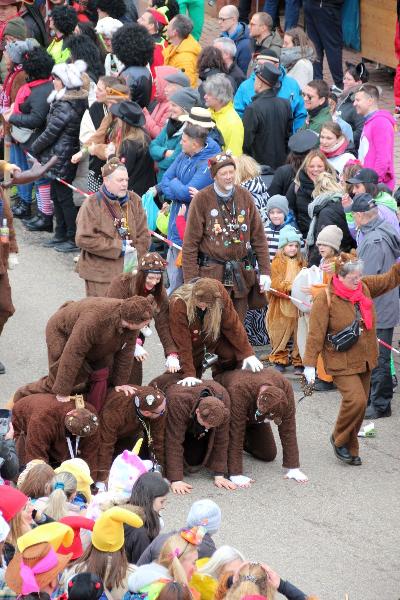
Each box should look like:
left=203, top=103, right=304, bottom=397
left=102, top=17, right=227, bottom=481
left=358, top=216, right=400, bottom=328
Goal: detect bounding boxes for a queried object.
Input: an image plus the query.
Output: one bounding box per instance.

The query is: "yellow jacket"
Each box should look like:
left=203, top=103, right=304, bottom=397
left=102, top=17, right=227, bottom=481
left=210, top=101, right=244, bottom=156
left=163, top=34, right=201, bottom=87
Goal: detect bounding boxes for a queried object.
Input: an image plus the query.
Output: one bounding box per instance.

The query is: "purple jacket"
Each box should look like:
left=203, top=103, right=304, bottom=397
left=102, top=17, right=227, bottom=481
left=358, top=110, right=396, bottom=190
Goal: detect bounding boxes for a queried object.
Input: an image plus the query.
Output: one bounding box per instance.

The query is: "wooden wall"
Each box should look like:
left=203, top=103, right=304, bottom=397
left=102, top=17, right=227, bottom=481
left=360, top=0, right=397, bottom=68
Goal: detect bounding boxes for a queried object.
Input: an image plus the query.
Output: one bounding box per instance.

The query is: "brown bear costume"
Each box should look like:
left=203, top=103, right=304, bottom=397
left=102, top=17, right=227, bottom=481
left=97, top=383, right=167, bottom=482
left=12, top=394, right=100, bottom=474
left=13, top=296, right=154, bottom=408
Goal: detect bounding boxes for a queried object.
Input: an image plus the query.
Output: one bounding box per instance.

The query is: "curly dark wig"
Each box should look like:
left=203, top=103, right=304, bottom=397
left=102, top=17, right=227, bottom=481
left=66, top=34, right=105, bottom=81
left=51, top=5, right=78, bottom=36
left=72, top=0, right=98, bottom=25
left=112, top=23, right=155, bottom=67
left=76, top=22, right=107, bottom=60
left=22, top=46, right=55, bottom=81
left=151, top=0, right=179, bottom=20
left=96, top=0, right=126, bottom=19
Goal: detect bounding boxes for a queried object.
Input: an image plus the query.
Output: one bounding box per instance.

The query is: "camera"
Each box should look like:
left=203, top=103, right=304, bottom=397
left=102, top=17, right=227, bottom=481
left=202, top=352, right=218, bottom=369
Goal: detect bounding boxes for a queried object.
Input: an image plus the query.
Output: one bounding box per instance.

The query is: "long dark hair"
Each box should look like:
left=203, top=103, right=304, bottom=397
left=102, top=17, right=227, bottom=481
left=286, top=151, right=307, bottom=172
left=197, top=46, right=228, bottom=75
left=129, top=472, right=169, bottom=540
left=134, top=270, right=164, bottom=308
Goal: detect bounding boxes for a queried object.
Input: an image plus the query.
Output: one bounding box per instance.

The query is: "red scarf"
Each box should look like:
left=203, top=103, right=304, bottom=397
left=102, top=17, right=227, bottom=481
left=332, top=275, right=373, bottom=330
left=321, top=136, right=349, bottom=159
left=0, top=65, right=23, bottom=111
left=13, top=77, right=52, bottom=114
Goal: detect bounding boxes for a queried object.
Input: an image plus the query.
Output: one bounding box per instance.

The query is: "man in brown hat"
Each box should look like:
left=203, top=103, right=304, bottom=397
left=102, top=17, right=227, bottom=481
left=158, top=375, right=233, bottom=495
left=182, top=153, right=271, bottom=321
left=13, top=296, right=154, bottom=408
left=215, top=367, right=308, bottom=484
left=12, top=393, right=100, bottom=474
left=76, top=157, right=150, bottom=297
left=96, top=383, right=167, bottom=482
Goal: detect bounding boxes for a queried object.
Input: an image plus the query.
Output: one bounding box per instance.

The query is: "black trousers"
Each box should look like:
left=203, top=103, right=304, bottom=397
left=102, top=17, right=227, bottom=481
left=50, top=179, right=78, bottom=241
left=303, top=0, right=343, bottom=87
left=238, top=0, right=252, bottom=23
left=368, top=327, right=394, bottom=412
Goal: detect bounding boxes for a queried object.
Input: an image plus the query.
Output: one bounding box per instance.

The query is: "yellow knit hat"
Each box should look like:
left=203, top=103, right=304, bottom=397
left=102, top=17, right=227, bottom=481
left=91, top=507, right=143, bottom=553
left=55, top=459, right=93, bottom=502
left=17, top=522, right=74, bottom=553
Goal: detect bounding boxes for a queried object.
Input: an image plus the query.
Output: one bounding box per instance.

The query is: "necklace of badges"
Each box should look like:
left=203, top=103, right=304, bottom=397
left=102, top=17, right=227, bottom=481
left=209, top=196, right=247, bottom=247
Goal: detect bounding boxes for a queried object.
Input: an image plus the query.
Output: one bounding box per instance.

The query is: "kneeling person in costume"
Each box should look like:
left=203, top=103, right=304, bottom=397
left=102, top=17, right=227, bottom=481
left=215, top=367, right=308, bottom=485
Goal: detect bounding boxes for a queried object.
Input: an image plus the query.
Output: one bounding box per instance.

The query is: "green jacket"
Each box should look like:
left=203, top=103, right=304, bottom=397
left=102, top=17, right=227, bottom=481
left=304, top=105, right=332, bottom=134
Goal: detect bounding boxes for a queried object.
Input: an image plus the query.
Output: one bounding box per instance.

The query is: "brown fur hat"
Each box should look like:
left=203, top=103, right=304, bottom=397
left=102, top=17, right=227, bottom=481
left=334, top=250, right=359, bottom=276
left=139, top=252, right=167, bottom=273
left=101, top=156, right=126, bottom=178
left=65, top=408, right=99, bottom=437
left=192, top=278, right=222, bottom=306
left=120, top=296, right=154, bottom=324
left=198, top=396, right=229, bottom=428
left=208, top=152, right=236, bottom=178
left=257, top=386, right=288, bottom=422
left=133, top=385, right=166, bottom=411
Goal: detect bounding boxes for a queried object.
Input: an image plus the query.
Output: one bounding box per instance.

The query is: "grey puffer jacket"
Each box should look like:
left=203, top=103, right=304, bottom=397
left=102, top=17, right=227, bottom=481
left=30, top=87, right=88, bottom=182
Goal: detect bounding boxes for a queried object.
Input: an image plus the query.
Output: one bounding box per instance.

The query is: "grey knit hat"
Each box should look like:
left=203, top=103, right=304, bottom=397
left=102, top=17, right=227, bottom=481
left=266, top=194, right=289, bottom=217
left=169, top=87, right=200, bottom=113
left=186, top=499, right=222, bottom=535
left=316, top=224, right=343, bottom=252
left=5, top=38, right=39, bottom=65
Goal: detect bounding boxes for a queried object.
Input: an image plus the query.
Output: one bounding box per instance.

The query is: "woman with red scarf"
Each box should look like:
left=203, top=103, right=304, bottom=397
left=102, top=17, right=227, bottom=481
left=319, top=121, right=355, bottom=175
left=302, top=253, right=400, bottom=466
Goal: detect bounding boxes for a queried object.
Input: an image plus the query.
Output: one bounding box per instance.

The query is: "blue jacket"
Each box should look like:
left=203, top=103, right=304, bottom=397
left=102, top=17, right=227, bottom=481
left=234, top=66, right=307, bottom=132
left=221, top=23, right=252, bottom=76
left=149, top=123, right=184, bottom=182
left=158, top=136, right=221, bottom=245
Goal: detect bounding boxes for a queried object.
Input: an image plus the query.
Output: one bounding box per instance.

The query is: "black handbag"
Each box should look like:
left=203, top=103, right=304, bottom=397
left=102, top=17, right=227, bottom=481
left=327, top=303, right=361, bottom=352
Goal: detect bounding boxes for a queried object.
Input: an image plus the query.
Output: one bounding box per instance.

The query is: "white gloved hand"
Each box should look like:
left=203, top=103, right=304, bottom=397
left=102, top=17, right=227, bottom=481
left=166, top=354, right=181, bottom=372
left=134, top=344, right=149, bottom=360
left=242, top=355, right=263, bottom=372
left=259, top=274, right=271, bottom=292
left=8, top=253, right=19, bottom=270
left=177, top=377, right=202, bottom=386
left=141, top=325, right=152, bottom=337
left=96, top=481, right=106, bottom=491
left=284, top=468, right=309, bottom=483
left=303, top=366, right=316, bottom=384
left=229, top=475, right=254, bottom=487
left=125, top=239, right=135, bottom=254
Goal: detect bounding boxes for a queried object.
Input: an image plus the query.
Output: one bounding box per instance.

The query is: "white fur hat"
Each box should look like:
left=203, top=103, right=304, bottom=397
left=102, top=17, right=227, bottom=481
left=52, top=59, right=87, bottom=89
left=95, top=16, right=123, bottom=37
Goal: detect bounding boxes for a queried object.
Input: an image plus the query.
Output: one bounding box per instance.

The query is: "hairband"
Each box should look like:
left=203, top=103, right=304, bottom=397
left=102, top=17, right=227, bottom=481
left=105, top=86, right=129, bottom=98
left=180, top=526, right=206, bottom=546
left=54, top=481, right=65, bottom=490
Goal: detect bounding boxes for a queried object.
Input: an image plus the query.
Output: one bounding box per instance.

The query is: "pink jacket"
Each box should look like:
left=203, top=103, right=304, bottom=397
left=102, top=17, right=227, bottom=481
left=358, top=110, right=396, bottom=190
left=144, top=65, right=176, bottom=139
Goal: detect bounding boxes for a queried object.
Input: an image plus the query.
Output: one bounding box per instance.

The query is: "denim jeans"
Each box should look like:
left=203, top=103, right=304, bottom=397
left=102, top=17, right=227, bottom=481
left=10, top=144, right=33, bottom=204
left=263, top=0, right=301, bottom=29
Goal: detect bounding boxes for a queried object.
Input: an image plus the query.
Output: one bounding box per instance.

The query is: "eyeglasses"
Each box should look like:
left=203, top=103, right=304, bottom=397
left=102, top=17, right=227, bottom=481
left=218, top=16, right=233, bottom=21
left=302, top=92, right=315, bottom=100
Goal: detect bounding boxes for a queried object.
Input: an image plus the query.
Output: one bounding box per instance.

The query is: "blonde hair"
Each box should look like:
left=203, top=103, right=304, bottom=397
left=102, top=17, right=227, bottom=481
left=8, top=510, right=31, bottom=547
left=43, top=472, right=77, bottom=520
left=158, top=533, right=199, bottom=589
left=234, top=154, right=261, bottom=184
left=312, top=171, right=342, bottom=198
left=295, top=149, right=335, bottom=187
left=116, top=120, right=148, bottom=153
left=171, top=284, right=222, bottom=342
left=225, top=563, right=275, bottom=600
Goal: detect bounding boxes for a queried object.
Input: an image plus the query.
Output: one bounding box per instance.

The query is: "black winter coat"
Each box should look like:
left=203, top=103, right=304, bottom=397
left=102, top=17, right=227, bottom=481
left=124, top=524, right=152, bottom=565
left=30, top=88, right=88, bottom=182
left=9, top=81, right=53, bottom=148
left=119, top=137, right=156, bottom=196
left=228, top=61, right=246, bottom=88
left=121, top=66, right=152, bottom=108
left=286, top=168, right=314, bottom=237
left=0, top=439, right=19, bottom=481
left=198, top=66, right=237, bottom=106
left=336, top=90, right=365, bottom=151
left=21, top=5, right=48, bottom=46
left=243, top=88, right=293, bottom=170
left=268, top=164, right=295, bottom=196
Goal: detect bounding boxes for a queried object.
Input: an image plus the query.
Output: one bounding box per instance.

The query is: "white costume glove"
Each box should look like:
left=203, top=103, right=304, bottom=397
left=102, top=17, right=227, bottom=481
left=284, top=468, right=309, bottom=483
left=166, top=354, right=180, bottom=372
left=8, top=253, right=19, bottom=270
left=96, top=482, right=106, bottom=491
left=141, top=325, right=152, bottom=337
left=259, top=274, right=271, bottom=292
left=242, top=355, right=263, bottom=372
left=125, top=239, right=135, bottom=254
left=177, top=377, right=202, bottom=387
left=134, top=344, right=149, bottom=360
left=303, top=366, right=316, bottom=384
left=229, top=475, right=253, bottom=487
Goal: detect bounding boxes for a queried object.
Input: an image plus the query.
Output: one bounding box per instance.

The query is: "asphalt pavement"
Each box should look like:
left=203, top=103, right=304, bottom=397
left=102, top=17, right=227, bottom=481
left=1, top=222, right=400, bottom=599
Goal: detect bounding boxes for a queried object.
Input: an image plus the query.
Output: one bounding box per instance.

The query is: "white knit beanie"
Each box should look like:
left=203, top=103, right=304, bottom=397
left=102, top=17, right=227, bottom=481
left=316, top=224, right=343, bottom=252
left=95, top=16, right=123, bottom=37
left=52, top=59, right=87, bottom=89
left=186, top=499, right=222, bottom=535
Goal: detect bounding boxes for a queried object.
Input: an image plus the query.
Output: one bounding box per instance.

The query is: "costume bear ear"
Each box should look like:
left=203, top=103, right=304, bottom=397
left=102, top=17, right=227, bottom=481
left=134, top=396, right=140, bottom=407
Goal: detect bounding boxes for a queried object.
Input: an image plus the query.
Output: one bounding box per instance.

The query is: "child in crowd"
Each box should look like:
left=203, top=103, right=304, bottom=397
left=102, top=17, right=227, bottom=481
left=266, top=225, right=306, bottom=374
left=264, top=195, right=304, bottom=260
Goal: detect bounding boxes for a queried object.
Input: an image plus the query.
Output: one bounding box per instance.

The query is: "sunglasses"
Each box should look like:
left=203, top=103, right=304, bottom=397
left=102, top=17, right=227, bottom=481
left=302, top=92, right=315, bottom=100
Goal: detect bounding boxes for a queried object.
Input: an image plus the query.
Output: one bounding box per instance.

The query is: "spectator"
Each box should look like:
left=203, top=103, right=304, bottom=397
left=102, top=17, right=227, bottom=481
left=248, top=11, right=282, bottom=57
left=0, top=425, right=18, bottom=483
left=354, top=84, right=396, bottom=190
left=71, top=0, right=98, bottom=24
left=303, top=0, right=344, bottom=92
left=213, top=37, right=246, bottom=89
left=302, top=79, right=332, bottom=133
left=30, top=60, right=89, bottom=253
left=203, top=74, right=243, bottom=155
left=197, top=46, right=237, bottom=104
left=176, top=0, right=204, bottom=41
left=0, top=486, right=31, bottom=554
left=234, top=48, right=306, bottom=132
left=41, top=472, right=79, bottom=520
left=112, top=23, right=155, bottom=108
left=327, top=92, right=354, bottom=145
left=263, top=0, right=301, bottom=31
left=138, top=9, right=169, bottom=86
left=18, top=4, right=47, bottom=47
left=1, top=17, right=27, bottom=82
left=163, top=70, right=191, bottom=99
left=96, top=0, right=127, bottom=22
left=143, top=66, right=176, bottom=139
left=149, top=87, right=199, bottom=181
left=264, top=194, right=303, bottom=261
left=17, top=462, right=55, bottom=499
left=218, top=4, right=252, bottom=76
left=319, top=121, right=355, bottom=175
left=243, top=62, right=293, bottom=170
left=234, top=154, right=269, bottom=219
left=395, top=2, right=400, bottom=114
left=281, top=27, right=315, bottom=89
left=163, top=14, right=201, bottom=88
left=153, top=113, right=220, bottom=293
left=47, top=5, right=77, bottom=65
left=336, top=62, right=369, bottom=151
left=149, top=0, right=180, bottom=21
left=65, top=34, right=105, bottom=104
left=95, top=17, right=124, bottom=76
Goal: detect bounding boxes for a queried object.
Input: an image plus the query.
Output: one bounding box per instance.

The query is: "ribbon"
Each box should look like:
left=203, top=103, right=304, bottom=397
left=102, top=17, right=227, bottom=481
left=20, top=546, right=59, bottom=594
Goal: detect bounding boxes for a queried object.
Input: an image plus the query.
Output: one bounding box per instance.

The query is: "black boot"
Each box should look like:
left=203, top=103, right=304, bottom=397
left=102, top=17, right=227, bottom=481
left=12, top=201, right=31, bottom=219
left=43, top=235, right=67, bottom=247
left=26, top=213, right=53, bottom=232
left=23, top=214, right=40, bottom=227
left=0, top=361, right=5, bottom=375
left=330, top=435, right=352, bottom=464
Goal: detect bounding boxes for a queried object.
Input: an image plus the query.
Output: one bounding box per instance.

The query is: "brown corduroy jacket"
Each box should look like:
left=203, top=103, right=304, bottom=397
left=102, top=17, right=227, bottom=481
left=106, top=272, right=177, bottom=356
left=303, top=263, right=400, bottom=375
left=214, top=368, right=300, bottom=474
left=12, top=394, right=99, bottom=475
left=76, top=191, right=150, bottom=284
left=182, top=184, right=270, bottom=298
left=168, top=281, right=253, bottom=378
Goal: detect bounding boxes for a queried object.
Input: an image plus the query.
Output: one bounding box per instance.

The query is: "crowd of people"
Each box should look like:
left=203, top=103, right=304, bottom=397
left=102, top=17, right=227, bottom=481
left=0, top=0, right=399, bottom=598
